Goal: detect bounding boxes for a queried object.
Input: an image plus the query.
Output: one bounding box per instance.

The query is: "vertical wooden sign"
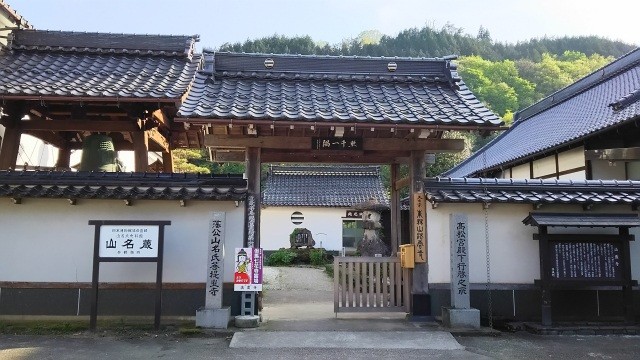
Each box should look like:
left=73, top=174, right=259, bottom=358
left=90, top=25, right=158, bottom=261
left=413, top=192, right=427, bottom=263
left=205, top=212, right=225, bottom=309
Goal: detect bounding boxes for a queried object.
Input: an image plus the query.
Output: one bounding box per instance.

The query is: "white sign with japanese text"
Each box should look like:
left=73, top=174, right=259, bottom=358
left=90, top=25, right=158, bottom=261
left=99, top=225, right=159, bottom=258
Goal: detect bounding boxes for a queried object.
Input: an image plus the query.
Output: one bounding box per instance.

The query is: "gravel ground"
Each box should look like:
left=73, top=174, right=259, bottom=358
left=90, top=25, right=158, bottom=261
left=262, top=266, right=333, bottom=303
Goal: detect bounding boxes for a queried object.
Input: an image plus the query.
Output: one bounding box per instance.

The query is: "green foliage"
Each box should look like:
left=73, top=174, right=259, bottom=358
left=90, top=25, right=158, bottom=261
left=172, top=149, right=245, bottom=174
left=324, top=263, right=334, bottom=278
left=309, top=248, right=328, bottom=266
left=266, top=249, right=297, bottom=266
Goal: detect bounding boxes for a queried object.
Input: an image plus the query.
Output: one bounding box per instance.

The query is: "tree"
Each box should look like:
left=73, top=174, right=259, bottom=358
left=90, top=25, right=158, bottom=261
left=172, top=149, right=244, bottom=174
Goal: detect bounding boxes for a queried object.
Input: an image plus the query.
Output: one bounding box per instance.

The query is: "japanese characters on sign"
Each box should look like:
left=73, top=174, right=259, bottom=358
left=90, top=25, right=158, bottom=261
left=345, top=210, right=364, bottom=219
left=246, top=195, right=256, bottom=248
left=312, top=137, right=363, bottom=151
left=450, top=213, right=470, bottom=309
left=206, top=212, right=226, bottom=308
left=413, top=193, right=427, bottom=263
left=99, top=225, right=159, bottom=258
left=550, top=242, right=622, bottom=280
left=234, top=247, right=263, bottom=292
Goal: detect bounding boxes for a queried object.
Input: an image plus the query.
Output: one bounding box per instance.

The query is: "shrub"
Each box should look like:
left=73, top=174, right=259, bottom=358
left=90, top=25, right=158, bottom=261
left=309, top=248, right=327, bottom=266
left=324, top=263, right=334, bottom=278
left=266, top=249, right=297, bottom=266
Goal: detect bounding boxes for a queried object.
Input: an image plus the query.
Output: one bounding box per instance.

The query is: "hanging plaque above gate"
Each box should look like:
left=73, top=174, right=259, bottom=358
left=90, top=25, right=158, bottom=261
left=312, top=137, right=362, bottom=150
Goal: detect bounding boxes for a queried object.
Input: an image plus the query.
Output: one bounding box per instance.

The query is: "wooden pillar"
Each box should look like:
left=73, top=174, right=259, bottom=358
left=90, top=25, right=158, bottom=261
left=0, top=118, right=22, bottom=170
left=245, top=147, right=261, bottom=248
left=390, top=163, right=400, bottom=255
left=133, top=131, right=149, bottom=172
left=620, top=226, right=635, bottom=324
left=162, top=150, right=173, bottom=173
left=55, top=146, right=71, bottom=169
left=538, top=225, right=552, bottom=326
left=409, top=150, right=429, bottom=315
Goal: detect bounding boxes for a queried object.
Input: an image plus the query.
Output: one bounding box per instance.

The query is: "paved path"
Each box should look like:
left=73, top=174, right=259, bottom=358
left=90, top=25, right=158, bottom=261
left=261, top=266, right=334, bottom=321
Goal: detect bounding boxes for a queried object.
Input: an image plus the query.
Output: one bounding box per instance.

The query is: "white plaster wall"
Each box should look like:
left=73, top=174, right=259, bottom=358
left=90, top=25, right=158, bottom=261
left=558, top=146, right=585, bottom=172
left=511, top=164, right=530, bottom=178
left=0, top=198, right=245, bottom=283
left=532, top=156, right=556, bottom=178
left=261, top=206, right=346, bottom=251
left=427, top=203, right=640, bottom=284
left=558, top=170, right=586, bottom=180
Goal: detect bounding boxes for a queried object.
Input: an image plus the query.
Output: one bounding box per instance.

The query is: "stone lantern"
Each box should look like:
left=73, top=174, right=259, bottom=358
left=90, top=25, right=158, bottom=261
left=354, top=198, right=390, bottom=257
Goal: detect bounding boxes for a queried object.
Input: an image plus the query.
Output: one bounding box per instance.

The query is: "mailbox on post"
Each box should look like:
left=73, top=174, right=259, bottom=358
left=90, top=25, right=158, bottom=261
left=399, top=244, right=415, bottom=268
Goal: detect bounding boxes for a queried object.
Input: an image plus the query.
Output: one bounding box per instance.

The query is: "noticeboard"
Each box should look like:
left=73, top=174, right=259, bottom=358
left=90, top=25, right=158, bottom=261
left=550, top=242, right=622, bottom=281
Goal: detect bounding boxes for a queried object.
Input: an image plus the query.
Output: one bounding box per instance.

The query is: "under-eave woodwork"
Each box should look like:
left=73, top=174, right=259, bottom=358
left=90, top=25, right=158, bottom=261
left=204, top=135, right=464, bottom=152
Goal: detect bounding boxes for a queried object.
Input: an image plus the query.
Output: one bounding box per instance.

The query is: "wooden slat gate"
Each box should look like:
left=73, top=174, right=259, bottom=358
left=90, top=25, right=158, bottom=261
left=334, top=256, right=410, bottom=313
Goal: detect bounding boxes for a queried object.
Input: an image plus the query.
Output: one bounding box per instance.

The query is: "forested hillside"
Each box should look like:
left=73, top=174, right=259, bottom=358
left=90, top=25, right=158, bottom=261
left=175, top=24, right=636, bottom=175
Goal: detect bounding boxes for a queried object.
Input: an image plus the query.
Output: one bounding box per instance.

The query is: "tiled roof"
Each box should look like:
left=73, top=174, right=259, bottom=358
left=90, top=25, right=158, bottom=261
left=178, top=52, right=502, bottom=126
left=0, top=171, right=247, bottom=201
left=0, top=0, right=30, bottom=28
left=447, top=48, right=640, bottom=177
left=424, top=177, right=640, bottom=206
left=0, top=30, right=200, bottom=99
left=262, top=165, right=389, bottom=207
left=523, top=213, right=640, bottom=227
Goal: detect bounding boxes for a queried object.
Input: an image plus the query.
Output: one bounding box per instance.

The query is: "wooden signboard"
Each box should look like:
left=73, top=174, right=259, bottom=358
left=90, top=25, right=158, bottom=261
left=312, top=137, right=362, bottom=151
left=550, top=241, right=623, bottom=280
left=413, top=192, right=427, bottom=263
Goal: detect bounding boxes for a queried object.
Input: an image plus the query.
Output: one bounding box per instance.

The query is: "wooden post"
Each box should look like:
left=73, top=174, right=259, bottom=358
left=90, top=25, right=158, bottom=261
left=620, top=227, right=635, bottom=324
left=390, top=164, right=400, bottom=255
left=162, top=151, right=173, bottom=173
left=133, top=131, right=149, bottom=172
left=245, top=147, right=261, bottom=248
left=55, top=146, right=71, bottom=169
left=538, top=226, right=552, bottom=326
left=0, top=116, right=22, bottom=170
left=409, top=150, right=429, bottom=316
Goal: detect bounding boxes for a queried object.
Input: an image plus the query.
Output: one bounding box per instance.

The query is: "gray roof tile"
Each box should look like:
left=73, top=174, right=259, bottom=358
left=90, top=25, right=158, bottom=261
left=178, top=52, right=502, bottom=126
left=424, top=177, right=640, bottom=205
left=0, top=30, right=200, bottom=99
left=447, top=48, right=640, bottom=177
left=0, top=171, right=247, bottom=201
left=262, top=165, right=389, bottom=207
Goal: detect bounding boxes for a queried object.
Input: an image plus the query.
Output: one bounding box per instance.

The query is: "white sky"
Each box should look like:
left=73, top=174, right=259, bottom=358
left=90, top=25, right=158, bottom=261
left=7, top=0, right=640, bottom=49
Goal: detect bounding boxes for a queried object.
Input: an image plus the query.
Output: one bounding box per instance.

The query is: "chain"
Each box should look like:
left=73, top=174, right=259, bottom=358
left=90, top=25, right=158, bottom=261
left=484, top=203, right=493, bottom=328
left=482, top=151, right=493, bottom=328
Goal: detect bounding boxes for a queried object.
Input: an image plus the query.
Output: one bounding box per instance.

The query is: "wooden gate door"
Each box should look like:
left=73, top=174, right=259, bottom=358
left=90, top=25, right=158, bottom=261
left=333, top=256, right=410, bottom=313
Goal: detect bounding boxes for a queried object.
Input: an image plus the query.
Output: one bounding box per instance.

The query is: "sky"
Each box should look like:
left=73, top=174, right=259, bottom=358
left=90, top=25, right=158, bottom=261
left=6, top=0, right=640, bottom=50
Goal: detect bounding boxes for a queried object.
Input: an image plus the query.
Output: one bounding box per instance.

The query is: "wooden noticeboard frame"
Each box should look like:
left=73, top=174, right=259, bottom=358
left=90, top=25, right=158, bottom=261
left=88, top=220, right=171, bottom=331
left=534, top=226, right=636, bottom=325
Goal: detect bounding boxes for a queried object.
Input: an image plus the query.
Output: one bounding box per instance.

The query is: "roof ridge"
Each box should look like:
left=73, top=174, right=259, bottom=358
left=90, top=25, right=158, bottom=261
left=9, top=29, right=200, bottom=58
left=514, top=48, right=640, bottom=122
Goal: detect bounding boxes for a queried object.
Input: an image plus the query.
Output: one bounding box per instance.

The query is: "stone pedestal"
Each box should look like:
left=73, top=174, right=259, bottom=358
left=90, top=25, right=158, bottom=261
left=235, top=315, right=260, bottom=328
left=196, top=307, right=231, bottom=329
left=442, top=306, right=480, bottom=329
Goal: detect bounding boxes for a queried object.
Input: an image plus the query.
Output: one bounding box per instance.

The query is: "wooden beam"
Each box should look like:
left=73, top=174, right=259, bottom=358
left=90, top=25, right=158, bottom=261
left=152, top=109, right=169, bottom=128
left=0, top=124, right=22, bottom=170
left=55, top=146, right=71, bottom=169
left=20, top=119, right=141, bottom=132
left=205, top=135, right=464, bottom=152
left=246, top=147, right=261, bottom=248
left=162, top=151, right=173, bottom=173
left=146, top=128, right=169, bottom=153
left=410, top=150, right=429, bottom=314
left=132, top=131, right=149, bottom=172
left=394, top=176, right=411, bottom=190
left=260, top=151, right=410, bottom=164
left=390, top=164, right=400, bottom=254
left=23, top=131, right=69, bottom=149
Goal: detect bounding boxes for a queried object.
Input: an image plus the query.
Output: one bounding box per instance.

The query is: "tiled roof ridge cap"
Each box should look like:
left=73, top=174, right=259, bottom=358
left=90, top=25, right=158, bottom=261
left=514, top=47, right=640, bottom=122
left=270, top=164, right=380, bottom=174
left=429, top=176, right=640, bottom=189
left=9, top=29, right=200, bottom=56
left=0, top=170, right=246, bottom=185
left=211, top=51, right=457, bottom=62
